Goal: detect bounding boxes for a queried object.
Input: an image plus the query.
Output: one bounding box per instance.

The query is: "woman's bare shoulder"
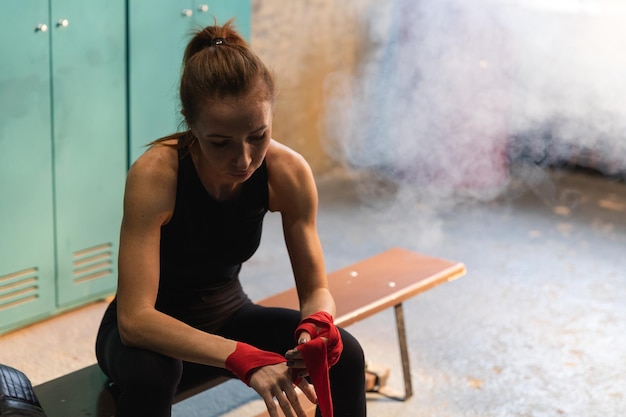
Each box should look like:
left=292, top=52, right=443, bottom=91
left=124, top=142, right=179, bottom=222
left=128, top=141, right=179, bottom=184
left=266, top=139, right=317, bottom=213
left=266, top=139, right=310, bottom=176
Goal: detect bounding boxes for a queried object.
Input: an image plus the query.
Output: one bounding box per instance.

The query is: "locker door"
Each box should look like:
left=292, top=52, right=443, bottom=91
left=50, top=0, right=127, bottom=307
left=127, top=0, right=194, bottom=164
left=0, top=1, right=56, bottom=333
left=193, top=1, right=251, bottom=41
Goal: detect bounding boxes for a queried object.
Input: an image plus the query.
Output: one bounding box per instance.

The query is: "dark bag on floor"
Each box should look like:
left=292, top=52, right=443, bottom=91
left=0, top=364, right=47, bottom=417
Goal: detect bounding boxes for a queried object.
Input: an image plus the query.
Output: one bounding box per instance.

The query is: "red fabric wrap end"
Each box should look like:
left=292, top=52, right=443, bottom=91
left=224, top=342, right=287, bottom=386
left=299, top=337, right=333, bottom=417
left=295, top=312, right=344, bottom=417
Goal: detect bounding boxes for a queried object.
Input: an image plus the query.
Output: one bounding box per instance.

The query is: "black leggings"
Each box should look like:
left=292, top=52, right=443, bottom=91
left=96, top=303, right=366, bottom=417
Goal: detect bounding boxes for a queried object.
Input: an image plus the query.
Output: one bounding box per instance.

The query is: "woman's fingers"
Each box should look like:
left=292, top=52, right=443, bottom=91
left=297, top=331, right=311, bottom=345
left=251, top=363, right=312, bottom=417
left=297, top=378, right=318, bottom=405
left=273, top=390, right=296, bottom=417
left=261, top=394, right=281, bottom=417
left=286, top=358, right=306, bottom=369
left=281, top=384, right=309, bottom=417
left=285, top=331, right=311, bottom=358
left=263, top=384, right=310, bottom=417
left=285, top=336, right=329, bottom=367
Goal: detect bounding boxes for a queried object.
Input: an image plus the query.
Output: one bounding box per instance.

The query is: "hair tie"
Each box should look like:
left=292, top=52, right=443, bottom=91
left=211, top=37, right=226, bottom=46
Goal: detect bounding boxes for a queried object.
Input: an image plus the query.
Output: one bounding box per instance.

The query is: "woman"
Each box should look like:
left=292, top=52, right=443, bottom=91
left=95, top=20, right=366, bottom=417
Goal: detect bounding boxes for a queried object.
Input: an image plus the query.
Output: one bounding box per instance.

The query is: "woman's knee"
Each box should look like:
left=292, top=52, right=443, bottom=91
left=336, top=328, right=366, bottom=373
left=329, top=328, right=367, bottom=415
left=104, top=348, right=183, bottom=417
left=97, top=323, right=183, bottom=394
left=121, top=349, right=183, bottom=393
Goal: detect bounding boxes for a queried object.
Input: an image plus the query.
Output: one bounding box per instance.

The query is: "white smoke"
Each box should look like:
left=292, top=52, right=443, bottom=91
left=323, top=0, right=626, bottom=201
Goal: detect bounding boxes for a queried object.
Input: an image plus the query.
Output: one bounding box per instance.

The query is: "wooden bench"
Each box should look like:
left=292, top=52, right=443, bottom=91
left=33, top=247, right=465, bottom=417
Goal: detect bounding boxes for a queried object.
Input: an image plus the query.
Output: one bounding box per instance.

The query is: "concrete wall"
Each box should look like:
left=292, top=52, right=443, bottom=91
left=251, top=0, right=367, bottom=174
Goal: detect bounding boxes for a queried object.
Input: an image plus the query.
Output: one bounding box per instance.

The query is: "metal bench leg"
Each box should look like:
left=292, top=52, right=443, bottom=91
left=367, top=303, right=414, bottom=401
left=395, top=303, right=413, bottom=400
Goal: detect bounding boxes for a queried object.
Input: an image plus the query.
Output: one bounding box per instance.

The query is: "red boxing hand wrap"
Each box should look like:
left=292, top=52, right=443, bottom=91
left=295, top=311, right=343, bottom=366
left=295, top=312, right=344, bottom=417
left=224, top=342, right=287, bottom=386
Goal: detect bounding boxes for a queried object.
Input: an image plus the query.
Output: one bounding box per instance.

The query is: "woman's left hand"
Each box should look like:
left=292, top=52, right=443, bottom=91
left=285, top=331, right=312, bottom=373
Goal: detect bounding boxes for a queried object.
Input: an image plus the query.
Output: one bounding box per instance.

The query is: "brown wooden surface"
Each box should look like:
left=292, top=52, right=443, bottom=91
left=34, top=365, right=114, bottom=417
left=34, top=365, right=231, bottom=417
left=260, top=247, right=466, bottom=327
left=34, top=248, right=465, bottom=417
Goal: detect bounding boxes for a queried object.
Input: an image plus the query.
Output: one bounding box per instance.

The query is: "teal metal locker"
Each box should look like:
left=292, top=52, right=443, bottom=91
left=1, top=0, right=250, bottom=334
left=127, top=1, right=192, bottom=164
left=0, top=1, right=57, bottom=333
left=127, top=0, right=252, bottom=164
left=1, top=0, right=126, bottom=333
left=50, top=0, right=127, bottom=308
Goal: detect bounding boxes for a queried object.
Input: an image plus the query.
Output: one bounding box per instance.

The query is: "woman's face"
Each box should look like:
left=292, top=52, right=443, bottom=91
left=190, top=93, right=272, bottom=186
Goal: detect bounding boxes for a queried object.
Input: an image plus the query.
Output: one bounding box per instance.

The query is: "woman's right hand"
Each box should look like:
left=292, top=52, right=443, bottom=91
left=248, top=362, right=317, bottom=417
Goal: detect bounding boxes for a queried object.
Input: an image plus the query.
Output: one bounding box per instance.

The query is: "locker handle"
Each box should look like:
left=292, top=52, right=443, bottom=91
left=182, top=9, right=193, bottom=17
left=56, top=19, right=69, bottom=28
left=198, top=4, right=209, bottom=12
left=35, top=24, right=48, bottom=33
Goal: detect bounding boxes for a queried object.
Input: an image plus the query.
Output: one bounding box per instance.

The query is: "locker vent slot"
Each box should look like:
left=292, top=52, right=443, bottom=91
left=0, top=268, right=39, bottom=311
left=73, top=243, right=114, bottom=284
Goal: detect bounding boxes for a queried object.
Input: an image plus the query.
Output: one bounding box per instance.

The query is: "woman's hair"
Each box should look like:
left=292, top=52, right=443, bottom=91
left=151, top=19, right=275, bottom=151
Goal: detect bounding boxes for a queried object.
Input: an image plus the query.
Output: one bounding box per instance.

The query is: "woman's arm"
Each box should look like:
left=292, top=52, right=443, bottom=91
left=267, top=140, right=336, bottom=319
left=115, top=144, right=236, bottom=367
left=267, top=140, right=343, bottom=417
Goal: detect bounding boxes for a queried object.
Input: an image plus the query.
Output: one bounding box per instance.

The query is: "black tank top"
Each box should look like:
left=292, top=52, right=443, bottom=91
left=160, top=150, right=267, bottom=283
left=155, top=150, right=268, bottom=330
left=102, top=149, right=268, bottom=332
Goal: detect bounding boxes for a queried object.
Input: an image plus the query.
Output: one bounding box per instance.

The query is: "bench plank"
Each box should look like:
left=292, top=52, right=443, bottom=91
left=34, top=366, right=113, bottom=417
left=260, top=247, right=466, bottom=327
left=34, top=248, right=465, bottom=417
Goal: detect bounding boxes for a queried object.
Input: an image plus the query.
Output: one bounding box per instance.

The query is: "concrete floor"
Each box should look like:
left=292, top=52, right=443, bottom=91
left=1, top=166, right=625, bottom=416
